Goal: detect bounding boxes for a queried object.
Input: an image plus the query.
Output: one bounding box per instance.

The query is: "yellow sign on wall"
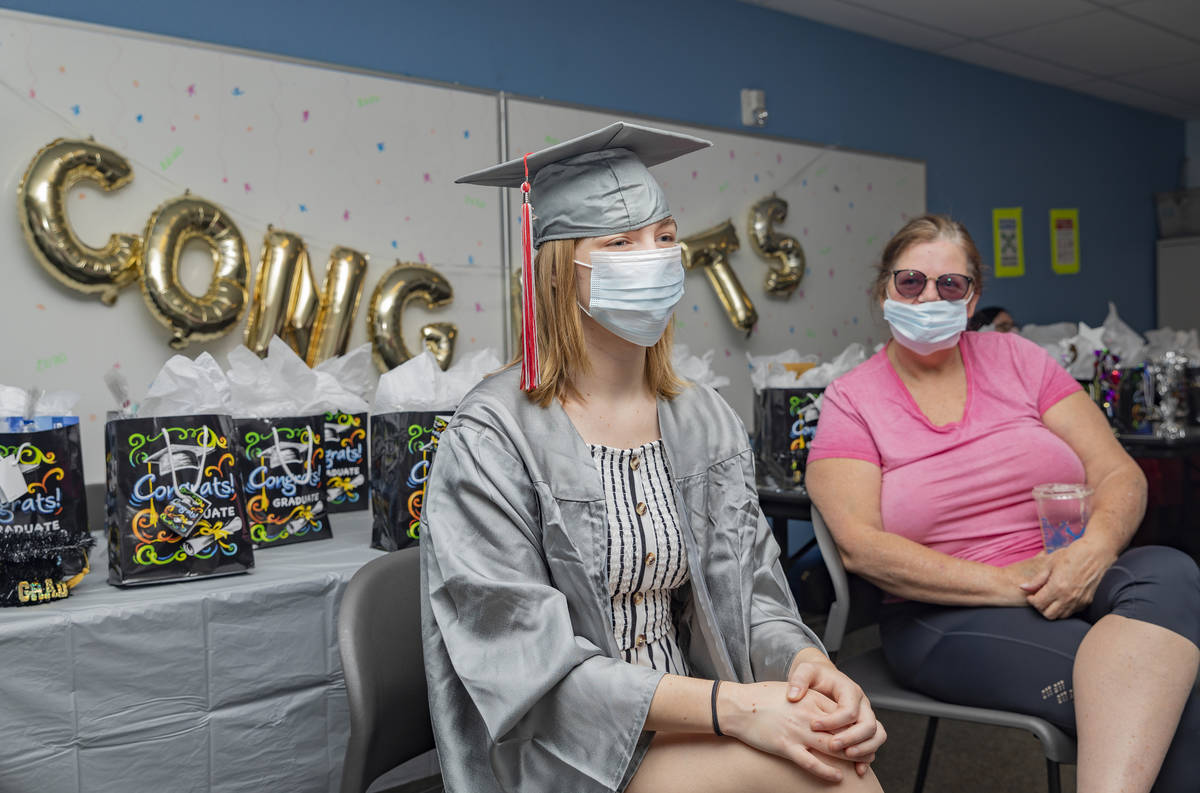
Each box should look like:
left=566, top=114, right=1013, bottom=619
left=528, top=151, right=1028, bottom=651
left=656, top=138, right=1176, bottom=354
left=1050, top=208, right=1080, bottom=274
left=992, top=207, right=1024, bottom=278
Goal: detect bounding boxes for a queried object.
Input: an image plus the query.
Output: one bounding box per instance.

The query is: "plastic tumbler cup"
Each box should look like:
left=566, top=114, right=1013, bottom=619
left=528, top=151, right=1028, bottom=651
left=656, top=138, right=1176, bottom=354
left=1032, top=483, right=1093, bottom=552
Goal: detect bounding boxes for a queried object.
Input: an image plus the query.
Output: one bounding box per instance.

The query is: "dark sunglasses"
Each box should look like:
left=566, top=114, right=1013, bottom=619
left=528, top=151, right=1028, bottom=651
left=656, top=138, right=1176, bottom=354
left=892, top=269, right=974, bottom=301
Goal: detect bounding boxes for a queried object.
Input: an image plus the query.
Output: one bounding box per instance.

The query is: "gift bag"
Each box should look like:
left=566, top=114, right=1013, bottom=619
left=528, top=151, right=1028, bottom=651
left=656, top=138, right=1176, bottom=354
left=322, top=411, right=369, bottom=513
left=370, top=411, right=451, bottom=551
left=106, top=414, right=254, bottom=586
left=0, top=418, right=92, bottom=605
left=235, top=416, right=331, bottom=548
left=753, top=388, right=824, bottom=487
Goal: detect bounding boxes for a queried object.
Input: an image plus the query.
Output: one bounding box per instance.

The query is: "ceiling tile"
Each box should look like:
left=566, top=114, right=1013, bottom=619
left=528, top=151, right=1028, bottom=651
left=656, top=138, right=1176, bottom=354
left=741, top=0, right=966, bottom=50
left=1120, top=0, right=1200, bottom=42
left=940, top=41, right=1093, bottom=86
left=846, top=0, right=1095, bottom=38
left=1118, top=59, right=1200, bottom=103
left=1071, top=77, right=1197, bottom=117
left=991, top=8, right=1200, bottom=75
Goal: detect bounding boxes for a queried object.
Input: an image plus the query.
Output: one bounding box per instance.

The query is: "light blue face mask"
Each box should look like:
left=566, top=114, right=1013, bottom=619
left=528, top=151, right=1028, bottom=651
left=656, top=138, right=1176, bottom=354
left=576, top=245, right=685, bottom=347
left=883, top=298, right=968, bottom=355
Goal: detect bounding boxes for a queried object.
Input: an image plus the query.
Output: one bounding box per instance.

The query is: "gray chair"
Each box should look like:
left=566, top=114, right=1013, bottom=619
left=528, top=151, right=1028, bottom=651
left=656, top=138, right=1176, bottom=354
left=338, top=547, right=442, bottom=793
left=810, top=508, right=1076, bottom=793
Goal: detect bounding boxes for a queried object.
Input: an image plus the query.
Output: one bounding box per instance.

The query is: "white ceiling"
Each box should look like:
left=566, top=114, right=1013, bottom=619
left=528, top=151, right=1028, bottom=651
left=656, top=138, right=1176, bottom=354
left=740, top=0, right=1200, bottom=120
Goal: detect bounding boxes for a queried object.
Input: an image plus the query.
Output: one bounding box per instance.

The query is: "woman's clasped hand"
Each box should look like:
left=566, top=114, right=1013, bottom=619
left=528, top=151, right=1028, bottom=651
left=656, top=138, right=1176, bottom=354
left=727, top=652, right=887, bottom=780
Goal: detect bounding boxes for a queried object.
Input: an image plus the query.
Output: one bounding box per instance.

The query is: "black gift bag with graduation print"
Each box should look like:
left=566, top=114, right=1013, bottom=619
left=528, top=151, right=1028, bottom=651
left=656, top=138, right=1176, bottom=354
left=234, top=416, right=331, bottom=549
left=369, top=411, right=451, bottom=551
left=105, top=414, right=254, bottom=586
left=0, top=420, right=92, bottom=605
left=752, top=388, right=824, bottom=488
left=321, top=411, right=369, bottom=514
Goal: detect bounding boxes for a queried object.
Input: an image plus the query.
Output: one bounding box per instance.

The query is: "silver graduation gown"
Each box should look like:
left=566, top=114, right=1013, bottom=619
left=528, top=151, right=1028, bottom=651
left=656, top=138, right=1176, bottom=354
left=419, top=367, right=824, bottom=793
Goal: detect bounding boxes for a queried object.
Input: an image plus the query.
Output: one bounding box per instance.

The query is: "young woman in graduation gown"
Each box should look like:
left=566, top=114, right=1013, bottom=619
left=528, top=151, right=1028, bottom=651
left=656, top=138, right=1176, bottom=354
left=419, top=122, right=886, bottom=793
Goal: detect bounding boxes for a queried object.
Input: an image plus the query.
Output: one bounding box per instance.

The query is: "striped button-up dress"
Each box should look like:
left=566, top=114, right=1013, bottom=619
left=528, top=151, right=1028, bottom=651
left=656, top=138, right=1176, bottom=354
left=590, top=440, right=690, bottom=675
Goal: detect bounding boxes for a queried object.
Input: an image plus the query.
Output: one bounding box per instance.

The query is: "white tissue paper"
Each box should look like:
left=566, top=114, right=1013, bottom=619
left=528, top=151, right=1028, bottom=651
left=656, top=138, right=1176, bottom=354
left=1144, top=328, right=1200, bottom=362
left=373, top=348, right=504, bottom=413
left=672, top=345, right=730, bottom=390
left=1018, top=322, right=1078, bottom=361
left=227, top=337, right=370, bottom=417
left=1058, top=323, right=1108, bottom=379
left=314, top=343, right=378, bottom=404
left=137, top=352, right=232, bottom=416
left=0, top=385, right=80, bottom=417
left=746, top=349, right=821, bottom=390
left=794, top=343, right=868, bottom=388
left=1100, top=302, right=1147, bottom=366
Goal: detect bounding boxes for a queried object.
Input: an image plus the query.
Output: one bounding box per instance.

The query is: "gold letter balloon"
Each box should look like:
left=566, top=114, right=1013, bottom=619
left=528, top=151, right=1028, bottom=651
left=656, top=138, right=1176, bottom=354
left=680, top=219, right=757, bottom=335
left=244, top=228, right=309, bottom=356
left=141, top=192, right=249, bottom=349
left=368, top=264, right=457, bottom=372
left=17, top=138, right=142, bottom=304
left=748, top=195, right=806, bottom=298
left=244, top=229, right=369, bottom=365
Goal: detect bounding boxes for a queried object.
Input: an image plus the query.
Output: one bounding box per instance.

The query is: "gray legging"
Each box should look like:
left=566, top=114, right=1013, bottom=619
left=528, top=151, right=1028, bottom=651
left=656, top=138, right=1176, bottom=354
left=880, top=545, right=1200, bottom=793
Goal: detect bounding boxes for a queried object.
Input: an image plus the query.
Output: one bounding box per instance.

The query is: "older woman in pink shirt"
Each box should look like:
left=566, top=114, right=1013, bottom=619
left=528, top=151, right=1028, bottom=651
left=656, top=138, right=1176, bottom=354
left=806, top=214, right=1199, bottom=793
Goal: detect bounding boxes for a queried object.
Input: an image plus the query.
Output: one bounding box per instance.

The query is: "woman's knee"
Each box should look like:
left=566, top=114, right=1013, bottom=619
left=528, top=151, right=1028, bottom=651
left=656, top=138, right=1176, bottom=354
left=1103, top=546, right=1200, bottom=647
left=1114, top=546, right=1200, bottom=594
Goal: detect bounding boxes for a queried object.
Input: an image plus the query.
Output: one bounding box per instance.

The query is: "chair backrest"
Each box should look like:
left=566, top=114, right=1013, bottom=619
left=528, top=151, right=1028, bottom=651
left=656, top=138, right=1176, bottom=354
left=338, top=547, right=434, bottom=793
left=810, top=507, right=882, bottom=657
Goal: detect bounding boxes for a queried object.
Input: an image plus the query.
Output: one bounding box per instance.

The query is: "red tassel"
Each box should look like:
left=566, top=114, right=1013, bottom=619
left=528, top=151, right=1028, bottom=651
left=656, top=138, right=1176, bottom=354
left=519, top=152, right=539, bottom=391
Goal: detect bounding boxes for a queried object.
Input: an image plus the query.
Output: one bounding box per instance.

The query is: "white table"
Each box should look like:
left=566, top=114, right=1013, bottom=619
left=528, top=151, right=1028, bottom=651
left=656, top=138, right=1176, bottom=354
left=0, top=511, right=385, bottom=793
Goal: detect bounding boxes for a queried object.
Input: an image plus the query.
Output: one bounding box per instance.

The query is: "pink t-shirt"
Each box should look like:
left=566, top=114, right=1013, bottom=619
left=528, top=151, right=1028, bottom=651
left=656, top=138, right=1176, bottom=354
left=808, top=332, right=1084, bottom=568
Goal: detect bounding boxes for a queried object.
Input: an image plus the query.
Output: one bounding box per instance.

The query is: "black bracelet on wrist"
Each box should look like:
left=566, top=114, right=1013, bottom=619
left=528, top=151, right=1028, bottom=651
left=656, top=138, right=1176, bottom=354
left=711, top=679, right=724, bottom=737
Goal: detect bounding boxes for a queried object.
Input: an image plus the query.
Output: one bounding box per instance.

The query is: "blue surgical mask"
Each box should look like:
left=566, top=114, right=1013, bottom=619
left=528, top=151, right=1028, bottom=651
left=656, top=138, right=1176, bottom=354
left=883, top=298, right=967, bottom=355
left=576, top=246, right=685, bottom=347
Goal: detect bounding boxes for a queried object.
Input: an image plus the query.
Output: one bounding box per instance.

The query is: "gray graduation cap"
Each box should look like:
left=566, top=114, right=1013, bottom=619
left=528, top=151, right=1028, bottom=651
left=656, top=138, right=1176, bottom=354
left=456, top=121, right=711, bottom=247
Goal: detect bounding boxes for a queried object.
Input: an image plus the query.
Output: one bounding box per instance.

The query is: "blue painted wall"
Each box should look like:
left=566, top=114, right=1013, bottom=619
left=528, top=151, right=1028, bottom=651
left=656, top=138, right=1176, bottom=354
left=1, top=0, right=1183, bottom=330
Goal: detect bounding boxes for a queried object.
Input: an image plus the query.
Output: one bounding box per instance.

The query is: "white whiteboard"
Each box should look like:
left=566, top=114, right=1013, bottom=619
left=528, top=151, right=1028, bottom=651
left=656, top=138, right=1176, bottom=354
left=506, top=99, right=926, bottom=425
left=0, top=10, right=504, bottom=483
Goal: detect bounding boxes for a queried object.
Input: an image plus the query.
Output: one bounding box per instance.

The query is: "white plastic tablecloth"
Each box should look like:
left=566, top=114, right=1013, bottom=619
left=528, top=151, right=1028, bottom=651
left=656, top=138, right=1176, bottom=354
left=0, top=512, right=385, bottom=793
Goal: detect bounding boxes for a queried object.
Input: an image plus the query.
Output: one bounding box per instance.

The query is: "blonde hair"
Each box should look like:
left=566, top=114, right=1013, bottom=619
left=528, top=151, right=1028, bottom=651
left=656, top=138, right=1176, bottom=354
left=515, top=238, right=683, bottom=407
left=873, top=214, right=984, bottom=302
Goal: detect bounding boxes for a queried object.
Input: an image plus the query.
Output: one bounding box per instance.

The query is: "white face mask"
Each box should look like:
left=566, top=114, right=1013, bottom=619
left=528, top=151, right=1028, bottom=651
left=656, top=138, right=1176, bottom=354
left=883, top=298, right=968, bottom=355
left=575, top=245, right=685, bottom=347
